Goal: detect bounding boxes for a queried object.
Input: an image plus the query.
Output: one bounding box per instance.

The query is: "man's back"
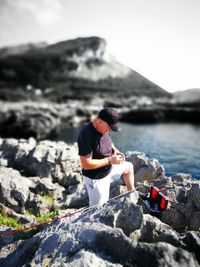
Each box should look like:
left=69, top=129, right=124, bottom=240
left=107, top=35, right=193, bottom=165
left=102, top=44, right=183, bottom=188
left=78, top=122, right=112, bottom=179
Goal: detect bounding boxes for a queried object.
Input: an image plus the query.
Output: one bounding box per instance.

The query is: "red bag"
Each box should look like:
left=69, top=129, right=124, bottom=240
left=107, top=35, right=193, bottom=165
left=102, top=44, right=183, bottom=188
left=150, top=186, right=168, bottom=211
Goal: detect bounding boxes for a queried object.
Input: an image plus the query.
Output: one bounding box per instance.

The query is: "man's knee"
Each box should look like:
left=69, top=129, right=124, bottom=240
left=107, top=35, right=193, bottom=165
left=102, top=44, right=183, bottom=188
left=124, top=161, right=134, bottom=174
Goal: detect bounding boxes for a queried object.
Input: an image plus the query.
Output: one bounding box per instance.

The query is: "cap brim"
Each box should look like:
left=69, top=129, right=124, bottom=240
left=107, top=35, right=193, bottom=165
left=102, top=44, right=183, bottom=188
left=110, top=123, right=121, bottom=132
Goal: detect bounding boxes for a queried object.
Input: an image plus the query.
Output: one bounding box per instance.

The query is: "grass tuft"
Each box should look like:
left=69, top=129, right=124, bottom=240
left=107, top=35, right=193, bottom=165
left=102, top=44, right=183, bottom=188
left=42, top=195, right=54, bottom=204
left=0, top=213, right=22, bottom=230
left=36, top=210, right=59, bottom=223
left=37, top=192, right=54, bottom=204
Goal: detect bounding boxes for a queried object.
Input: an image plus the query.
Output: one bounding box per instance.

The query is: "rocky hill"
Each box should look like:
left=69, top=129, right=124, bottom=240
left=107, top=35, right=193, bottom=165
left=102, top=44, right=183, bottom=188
left=0, top=42, right=47, bottom=58
left=174, top=88, right=200, bottom=105
left=0, top=37, right=199, bottom=132
left=0, top=37, right=171, bottom=102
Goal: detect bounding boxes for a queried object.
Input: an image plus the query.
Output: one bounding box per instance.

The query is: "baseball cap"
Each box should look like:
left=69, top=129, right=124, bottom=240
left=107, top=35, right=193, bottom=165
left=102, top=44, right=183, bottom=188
left=98, top=108, right=120, bottom=132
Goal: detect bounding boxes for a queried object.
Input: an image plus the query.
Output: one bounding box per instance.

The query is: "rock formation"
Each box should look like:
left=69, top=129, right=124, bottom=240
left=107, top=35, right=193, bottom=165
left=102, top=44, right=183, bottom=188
left=174, top=88, right=200, bottom=104
left=0, top=36, right=170, bottom=102
left=0, top=137, right=199, bottom=266
left=0, top=101, right=96, bottom=139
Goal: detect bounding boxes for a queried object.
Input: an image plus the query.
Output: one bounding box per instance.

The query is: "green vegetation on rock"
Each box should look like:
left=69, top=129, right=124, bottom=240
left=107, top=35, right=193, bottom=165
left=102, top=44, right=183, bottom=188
left=0, top=213, right=21, bottom=229
left=36, top=209, right=59, bottom=223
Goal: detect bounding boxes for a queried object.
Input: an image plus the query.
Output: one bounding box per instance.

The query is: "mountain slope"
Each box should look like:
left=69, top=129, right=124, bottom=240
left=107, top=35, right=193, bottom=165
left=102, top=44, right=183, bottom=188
left=174, top=88, right=200, bottom=103
left=0, top=36, right=171, bottom=102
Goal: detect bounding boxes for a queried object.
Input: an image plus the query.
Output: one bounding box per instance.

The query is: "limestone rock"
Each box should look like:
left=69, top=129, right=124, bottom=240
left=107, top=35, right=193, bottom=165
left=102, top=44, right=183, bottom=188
left=0, top=226, right=23, bottom=252
left=0, top=137, right=36, bottom=169
left=0, top=137, right=199, bottom=266
left=115, top=202, right=143, bottom=236
left=0, top=166, right=33, bottom=213
left=57, top=183, right=88, bottom=208
left=66, top=249, right=122, bottom=267
left=0, top=192, right=199, bottom=266
left=125, top=151, right=165, bottom=183
left=162, top=183, right=200, bottom=231
left=171, top=173, right=193, bottom=185
left=25, top=193, right=51, bottom=216
left=0, top=203, right=36, bottom=225
left=136, top=214, right=173, bottom=242
left=0, top=138, right=82, bottom=186
left=181, top=231, right=200, bottom=263
left=0, top=105, right=61, bottom=139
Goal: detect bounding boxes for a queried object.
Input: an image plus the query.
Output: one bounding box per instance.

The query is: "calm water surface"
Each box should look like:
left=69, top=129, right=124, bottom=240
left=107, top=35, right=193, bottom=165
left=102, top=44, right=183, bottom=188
left=57, top=123, right=200, bottom=180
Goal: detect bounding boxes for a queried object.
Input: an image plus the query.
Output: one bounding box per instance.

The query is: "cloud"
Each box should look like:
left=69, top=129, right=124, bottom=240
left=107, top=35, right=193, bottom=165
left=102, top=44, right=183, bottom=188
left=1, top=0, right=62, bottom=27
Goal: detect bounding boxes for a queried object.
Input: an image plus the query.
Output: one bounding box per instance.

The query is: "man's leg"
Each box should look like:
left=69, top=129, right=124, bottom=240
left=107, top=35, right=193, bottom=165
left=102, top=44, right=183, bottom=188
left=110, top=161, right=135, bottom=190
left=84, top=175, right=111, bottom=206
left=122, top=162, right=135, bottom=190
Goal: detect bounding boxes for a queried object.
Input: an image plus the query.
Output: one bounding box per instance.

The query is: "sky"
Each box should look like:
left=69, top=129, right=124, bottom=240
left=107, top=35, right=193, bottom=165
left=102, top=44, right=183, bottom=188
left=0, top=0, right=200, bottom=93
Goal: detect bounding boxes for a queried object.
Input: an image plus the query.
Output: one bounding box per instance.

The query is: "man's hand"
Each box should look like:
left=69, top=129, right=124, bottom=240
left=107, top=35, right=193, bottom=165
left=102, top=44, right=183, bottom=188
left=113, top=148, right=125, bottom=161
left=109, top=154, right=124, bottom=164
left=115, top=151, right=125, bottom=161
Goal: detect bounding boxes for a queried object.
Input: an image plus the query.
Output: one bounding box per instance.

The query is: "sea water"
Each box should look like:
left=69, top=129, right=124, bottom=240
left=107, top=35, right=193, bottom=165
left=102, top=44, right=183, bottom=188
left=57, top=122, right=200, bottom=180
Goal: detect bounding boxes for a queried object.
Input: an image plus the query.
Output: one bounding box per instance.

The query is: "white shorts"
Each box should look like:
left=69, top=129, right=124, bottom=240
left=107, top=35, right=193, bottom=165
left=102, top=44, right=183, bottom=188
left=84, top=161, right=133, bottom=206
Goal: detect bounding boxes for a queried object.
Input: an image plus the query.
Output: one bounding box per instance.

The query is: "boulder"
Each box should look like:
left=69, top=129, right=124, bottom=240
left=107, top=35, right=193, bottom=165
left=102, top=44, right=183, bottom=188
left=0, top=191, right=199, bottom=266
left=0, top=226, right=23, bottom=251
left=57, top=183, right=88, bottom=208
left=0, top=166, right=34, bottom=213
left=171, top=173, right=193, bottom=185
left=0, top=138, right=87, bottom=212
left=0, top=138, right=82, bottom=186
left=0, top=138, right=19, bottom=162
left=115, top=202, right=143, bottom=236
left=0, top=137, right=36, bottom=169
left=25, top=193, right=52, bottom=216
left=187, top=183, right=200, bottom=209
left=110, top=185, right=127, bottom=198
left=77, top=190, right=143, bottom=232
left=181, top=231, right=200, bottom=263
left=125, top=151, right=165, bottom=183
left=22, top=140, right=82, bottom=187
left=66, top=249, right=122, bottom=267
left=136, top=214, right=174, bottom=242
left=162, top=183, right=200, bottom=231
left=0, top=104, right=61, bottom=139
left=96, top=230, right=198, bottom=267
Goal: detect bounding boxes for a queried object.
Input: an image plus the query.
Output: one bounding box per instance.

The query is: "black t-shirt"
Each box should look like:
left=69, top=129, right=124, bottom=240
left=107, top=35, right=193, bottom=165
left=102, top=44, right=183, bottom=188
left=78, top=122, right=112, bottom=179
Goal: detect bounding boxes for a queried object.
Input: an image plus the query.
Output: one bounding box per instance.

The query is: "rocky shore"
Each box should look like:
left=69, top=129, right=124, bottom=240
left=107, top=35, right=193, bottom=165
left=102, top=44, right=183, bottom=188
left=0, top=137, right=199, bottom=266
left=1, top=100, right=200, bottom=141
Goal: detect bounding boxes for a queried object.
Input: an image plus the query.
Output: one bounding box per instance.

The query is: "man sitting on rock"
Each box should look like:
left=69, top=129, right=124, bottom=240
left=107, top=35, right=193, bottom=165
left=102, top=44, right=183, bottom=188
left=77, top=107, right=135, bottom=206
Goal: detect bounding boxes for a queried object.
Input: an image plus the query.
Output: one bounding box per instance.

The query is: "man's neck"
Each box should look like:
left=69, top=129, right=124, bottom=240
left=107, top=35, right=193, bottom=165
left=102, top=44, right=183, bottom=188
left=92, top=119, right=104, bottom=134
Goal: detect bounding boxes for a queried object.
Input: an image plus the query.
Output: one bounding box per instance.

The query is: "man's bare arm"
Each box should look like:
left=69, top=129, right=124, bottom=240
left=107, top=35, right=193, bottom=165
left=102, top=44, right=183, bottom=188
left=112, top=144, right=125, bottom=160
left=80, top=155, right=123, bottom=170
